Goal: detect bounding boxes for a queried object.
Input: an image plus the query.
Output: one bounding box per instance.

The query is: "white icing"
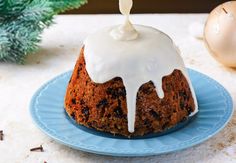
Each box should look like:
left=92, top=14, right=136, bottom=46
left=84, top=25, right=198, bottom=133
left=110, top=0, right=138, bottom=41
left=83, top=0, right=198, bottom=133
left=119, top=0, right=132, bottom=16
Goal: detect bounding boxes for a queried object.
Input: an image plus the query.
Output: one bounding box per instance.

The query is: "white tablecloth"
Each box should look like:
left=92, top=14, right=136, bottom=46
left=0, top=14, right=236, bottom=163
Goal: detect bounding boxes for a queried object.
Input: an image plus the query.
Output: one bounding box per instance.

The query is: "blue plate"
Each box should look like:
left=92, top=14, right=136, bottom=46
left=30, top=69, right=233, bottom=157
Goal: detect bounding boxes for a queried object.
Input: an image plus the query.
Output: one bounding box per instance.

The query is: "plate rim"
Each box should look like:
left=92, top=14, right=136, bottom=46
left=30, top=69, right=234, bottom=157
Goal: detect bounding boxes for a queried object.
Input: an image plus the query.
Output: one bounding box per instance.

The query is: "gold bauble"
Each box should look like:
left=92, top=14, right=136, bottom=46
left=204, top=1, right=236, bottom=67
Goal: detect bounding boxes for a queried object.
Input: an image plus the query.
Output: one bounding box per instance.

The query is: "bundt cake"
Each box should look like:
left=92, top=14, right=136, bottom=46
left=64, top=0, right=198, bottom=137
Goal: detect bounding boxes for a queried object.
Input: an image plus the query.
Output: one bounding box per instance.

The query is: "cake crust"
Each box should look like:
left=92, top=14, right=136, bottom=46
left=64, top=47, right=195, bottom=137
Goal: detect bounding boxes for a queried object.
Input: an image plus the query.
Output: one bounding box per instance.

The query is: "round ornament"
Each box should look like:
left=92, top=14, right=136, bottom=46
left=204, top=1, right=236, bottom=67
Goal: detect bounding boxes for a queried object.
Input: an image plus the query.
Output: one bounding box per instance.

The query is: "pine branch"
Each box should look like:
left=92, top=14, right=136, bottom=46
left=50, top=0, right=88, bottom=14
left=0, top=0, right=87, bottom=64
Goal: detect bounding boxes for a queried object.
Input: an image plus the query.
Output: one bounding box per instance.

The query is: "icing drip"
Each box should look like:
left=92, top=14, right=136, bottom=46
left=84, top=25, right=198, bottom=133
left=83, top=0, right=198, bottom=133
left=110, top=0, right=138, bottom=41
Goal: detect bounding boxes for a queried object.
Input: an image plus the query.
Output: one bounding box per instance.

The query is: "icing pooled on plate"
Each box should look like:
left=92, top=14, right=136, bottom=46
left=84, top=0, right=198, bottom=133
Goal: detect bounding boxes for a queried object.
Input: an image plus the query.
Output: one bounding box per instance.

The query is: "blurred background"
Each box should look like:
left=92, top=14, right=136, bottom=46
left=65, top=0, right=229, bottom=14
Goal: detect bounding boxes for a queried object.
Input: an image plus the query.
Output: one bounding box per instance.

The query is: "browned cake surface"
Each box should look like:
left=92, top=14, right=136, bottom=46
left=64, top=47, right=195, bottom=137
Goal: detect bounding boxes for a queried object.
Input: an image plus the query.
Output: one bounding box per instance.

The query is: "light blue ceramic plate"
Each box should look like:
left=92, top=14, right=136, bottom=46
left=30, top=69, right=233, bottom=157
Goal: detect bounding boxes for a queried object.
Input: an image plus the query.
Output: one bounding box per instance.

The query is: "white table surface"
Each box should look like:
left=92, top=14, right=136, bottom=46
left=0, top=14, right=236, bottom=163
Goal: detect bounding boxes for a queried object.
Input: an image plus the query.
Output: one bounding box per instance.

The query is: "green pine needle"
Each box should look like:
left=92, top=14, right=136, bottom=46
left=0, top=0, right=87, bottom=64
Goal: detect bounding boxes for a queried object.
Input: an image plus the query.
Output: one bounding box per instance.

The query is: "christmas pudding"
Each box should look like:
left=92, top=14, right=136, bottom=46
left=64, top=0, right=198, bottom=137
